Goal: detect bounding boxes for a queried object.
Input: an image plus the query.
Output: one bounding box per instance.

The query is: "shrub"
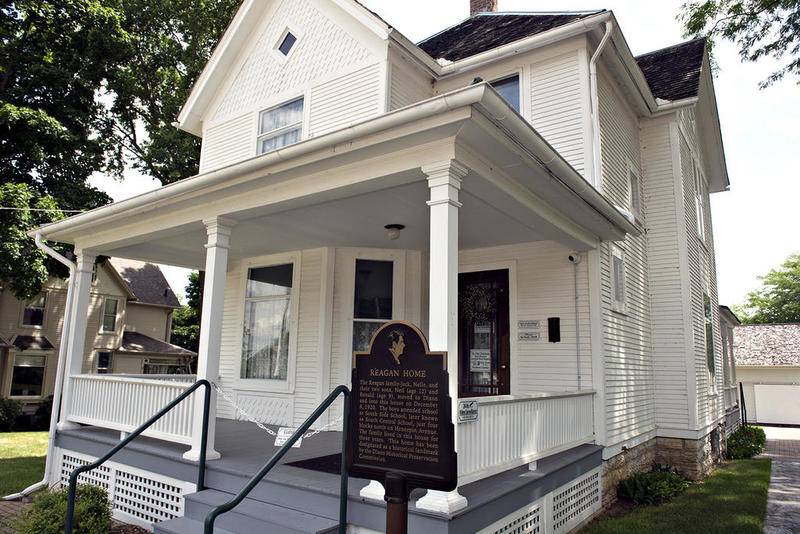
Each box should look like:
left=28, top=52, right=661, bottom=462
left=727, top=425, right=767, bottom=459
left=14, top=484, right=111, bottom=534
left=33, top=396, right=54, bottom=430
left=0, top=397, right=23, bottom=431
left=617, top=465, right=690, bottom=506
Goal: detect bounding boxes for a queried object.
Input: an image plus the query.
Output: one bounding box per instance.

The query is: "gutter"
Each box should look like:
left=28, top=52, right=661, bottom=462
left=4, top=235, right=76, bottom=500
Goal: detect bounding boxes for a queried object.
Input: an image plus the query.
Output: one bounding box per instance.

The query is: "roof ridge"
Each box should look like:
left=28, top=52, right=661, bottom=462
left=635, top=36, right=706, bottom=59
left=738, top=322, right=800, bottom=327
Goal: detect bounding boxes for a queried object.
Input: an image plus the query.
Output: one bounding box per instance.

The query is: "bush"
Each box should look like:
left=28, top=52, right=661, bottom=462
left=727, top=425, right=767, bottom=459
left=14, top=484, right=111, bottom=534
left=0, top=397, right=23, bottom=431
left=33, top=396, right=54, bottom=430
left=617, top=465, right=690, bottom=506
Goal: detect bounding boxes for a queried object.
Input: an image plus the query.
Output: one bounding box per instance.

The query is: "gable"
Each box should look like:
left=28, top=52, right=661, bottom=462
left=206, top=0, right=386, bottom=127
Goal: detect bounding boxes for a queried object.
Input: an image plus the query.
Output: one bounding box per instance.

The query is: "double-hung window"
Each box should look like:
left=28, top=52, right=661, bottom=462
left=611, top=245, right=626, bottom=313
left=101, top=298, right=118, bottom=333
left=490, top=74, right=520, bottom=113
left=257, top=98, right=304, bottom=155
left=22, top=293, right=46, bottom=327
left=694, top=163, right=707, bottom=242
left=10, top=354, right=46, bottom=397
left=629, top=167, right=642, bottom=221
left=241, top=263, right=294, bottom=381
left=352, top=259, right=394, bottom=351
left=704, top=291, right=715, bottom=380
left=97, top=351, right=112, bottom=374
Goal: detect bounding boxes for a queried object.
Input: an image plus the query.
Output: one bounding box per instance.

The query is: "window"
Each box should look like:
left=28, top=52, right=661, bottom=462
left=628, top=167, right=642, bottom=220
left=101, top=298, right=118, bottom=333
left=10, top=354, right=45, bottom=396
left=611, top=246, right=626, bottom=313
left=257, top=98, right=304, bottom=155
left=694, top=163, right=707, bottom=241
left=277, top=31, right=297, bottom=56
left=704, top=292, right=715, bottom=379
left=352, top=259, right=394, bottom=351
left=22, top=293, right=46, bottom=327
left=490, top=74, right=520, bottom=113
left=96, top=352, right=112, bottom=374
left=241, top=263, right=294, bottom=380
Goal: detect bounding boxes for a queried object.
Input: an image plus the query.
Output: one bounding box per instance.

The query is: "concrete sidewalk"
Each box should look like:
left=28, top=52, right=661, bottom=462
left=762, top=427, right=800, bottom=534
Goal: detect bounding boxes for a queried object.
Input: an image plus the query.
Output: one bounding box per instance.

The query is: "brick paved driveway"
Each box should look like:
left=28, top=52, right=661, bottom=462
left=762, top=428, right=800, bottom=534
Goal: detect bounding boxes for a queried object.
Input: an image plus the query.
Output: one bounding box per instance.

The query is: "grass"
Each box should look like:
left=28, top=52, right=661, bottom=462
left=582, top=459, right=772, bottom=534
left=0, top=431, right=48, bottom=496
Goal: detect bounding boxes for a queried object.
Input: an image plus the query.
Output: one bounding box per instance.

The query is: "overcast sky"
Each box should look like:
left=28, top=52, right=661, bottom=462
left=90, top=0, right=799, bottom=306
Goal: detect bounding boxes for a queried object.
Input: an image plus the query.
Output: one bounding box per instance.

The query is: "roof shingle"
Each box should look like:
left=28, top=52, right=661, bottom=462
left=634, top=38, right=706, bottom=101
left=13, top=335, right=54, bottom=351
left=118, top=331, right=196, bottom=357
left=734, top=324, right=800, bottom=367
left=108, top=258, right=181, bottom=308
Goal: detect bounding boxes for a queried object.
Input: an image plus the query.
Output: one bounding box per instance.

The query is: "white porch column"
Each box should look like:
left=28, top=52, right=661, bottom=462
left=416, top=160, right=468, bottom=514
left=57, top=252, right=95, bottom=430
left=183, top=217, right=235, bottom=461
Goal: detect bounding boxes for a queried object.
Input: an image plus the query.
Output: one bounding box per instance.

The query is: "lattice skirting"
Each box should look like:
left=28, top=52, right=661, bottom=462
left=57, top=448, right=195, bottom=529
left=478, top=467, right=602, bottom=534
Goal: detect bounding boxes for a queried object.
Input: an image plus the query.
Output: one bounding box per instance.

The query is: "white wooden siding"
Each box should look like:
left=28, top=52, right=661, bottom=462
left=388, top=53, right=433, bottom=110
left=597, top=73, right=655, bottom=446
left=530, top=51, right=586, bottom=175
left=199, top=114, right=255, bottom=174
left=308, top=63, right=382, bottom=137
left=641, top=115, right=690, bottom=429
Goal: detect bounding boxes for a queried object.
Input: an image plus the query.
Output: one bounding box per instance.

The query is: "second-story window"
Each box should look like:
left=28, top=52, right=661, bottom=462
left=628, top=167, right=642, bottom=221
left=611, top=245, right=626, bottom=314
left=101, top=298, right=118, bottom=333
left=257, top=97, right=304, bottom=155
left=490, top=74, right=520, bottom=113
left=694, top=162, right=707, bottom=242
left=704, top=291, right=715, bottom=380
left=22, top=293, right=46, bottom=327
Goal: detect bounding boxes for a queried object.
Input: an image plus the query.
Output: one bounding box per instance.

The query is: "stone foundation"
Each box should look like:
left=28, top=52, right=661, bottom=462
left=601, top=439, right=656, bottom=509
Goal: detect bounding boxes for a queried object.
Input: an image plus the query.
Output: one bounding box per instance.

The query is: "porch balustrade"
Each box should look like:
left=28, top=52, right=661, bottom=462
left=68, top=374, right=198, bottom=445
left=457, top=391, right=596, bottom=485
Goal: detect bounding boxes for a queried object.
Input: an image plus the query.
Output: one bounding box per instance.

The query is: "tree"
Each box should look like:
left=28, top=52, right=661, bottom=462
left=736, top=253, right=800, bottom=323
left=681, top=0, right=800, bottom=87
left=104, top=0, right=240, bottom=185
left=171, top=272, right=201, bottom=353
left=0, top=183, right=65, bottom=299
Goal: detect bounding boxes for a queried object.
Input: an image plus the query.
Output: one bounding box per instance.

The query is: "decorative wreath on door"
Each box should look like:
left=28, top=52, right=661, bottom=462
left=459, top=284, right=497, bottom=323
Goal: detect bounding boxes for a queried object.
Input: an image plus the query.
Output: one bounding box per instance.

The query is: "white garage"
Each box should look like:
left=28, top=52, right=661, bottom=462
left=735, top=323, right=800, bottom=426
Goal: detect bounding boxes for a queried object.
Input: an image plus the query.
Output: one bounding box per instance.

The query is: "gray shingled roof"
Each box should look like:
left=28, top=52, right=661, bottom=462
left=418, top=12, right=604, bottom=62
left=634, top=38, right=706, bottom=101
left=108, top=258, right=181, bottom=308
left=13, top=335, right=54, bottom=351
left=734, top=324, right=800, bottom=366
left=118, top=331, right=196, bottom=357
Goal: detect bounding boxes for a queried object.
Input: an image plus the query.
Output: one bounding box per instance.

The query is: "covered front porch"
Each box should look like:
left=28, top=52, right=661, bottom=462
left=36, top=84, right=634, bottom=527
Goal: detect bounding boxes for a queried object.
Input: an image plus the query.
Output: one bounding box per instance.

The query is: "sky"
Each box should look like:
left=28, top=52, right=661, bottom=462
left=89, top=0, right=799, bottom=307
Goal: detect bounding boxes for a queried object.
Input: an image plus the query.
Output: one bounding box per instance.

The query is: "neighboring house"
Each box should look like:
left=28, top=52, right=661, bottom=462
left=0, top=258, right=193, bottom=408
left=735, top=323, right=800, bottom=426
left=30, top=1, right=736, bottom=531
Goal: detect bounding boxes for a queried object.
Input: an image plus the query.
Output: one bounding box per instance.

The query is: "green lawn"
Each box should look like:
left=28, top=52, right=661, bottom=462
left=0, top=431, right=48, bottom=496
left=582, top=459, right=772, bottom=534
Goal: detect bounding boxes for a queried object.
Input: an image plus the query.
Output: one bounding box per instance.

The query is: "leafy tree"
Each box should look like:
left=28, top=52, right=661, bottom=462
left=0, top=0, right=129, bottom=210
left=104, top=0, right=240, bottom=185
left=171, top=272, right=201, bottom=353
left=0, top=183, right=66, bottom=299
left=737, top=253, right=800, bottom=323
left=681, top=0, right=800, bottom=87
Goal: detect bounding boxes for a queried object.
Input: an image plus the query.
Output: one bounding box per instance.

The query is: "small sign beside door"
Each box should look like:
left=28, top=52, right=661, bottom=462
left=518, top=320, right=541, bottom=330
left=274, top=427, right=302, bottom=448
left=458, top=399, right=479, bottom=423
left=470, top=348, right=491, bottom=372
left=518, top=331, right=541, bottom=341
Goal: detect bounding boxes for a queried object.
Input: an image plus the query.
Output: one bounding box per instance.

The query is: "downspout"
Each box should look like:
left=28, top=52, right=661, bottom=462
left=4, top=234, right=76, bottom=500
left=589, top=20, right=614, bottom=188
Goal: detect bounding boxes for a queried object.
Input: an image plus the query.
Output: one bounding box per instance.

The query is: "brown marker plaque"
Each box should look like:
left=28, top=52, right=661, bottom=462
left=346, top=321, right=457, bottom=493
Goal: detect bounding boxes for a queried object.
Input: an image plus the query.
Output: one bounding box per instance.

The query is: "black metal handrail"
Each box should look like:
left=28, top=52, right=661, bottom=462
left=204, top=385, right=350, bottom=534
left=739, top=381, right=748, bottom=426
left=65, top=379, right=212, bottom=534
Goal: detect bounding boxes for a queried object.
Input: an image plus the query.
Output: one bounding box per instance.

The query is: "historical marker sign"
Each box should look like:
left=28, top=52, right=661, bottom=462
left=347, top=321, right=457, bottom=493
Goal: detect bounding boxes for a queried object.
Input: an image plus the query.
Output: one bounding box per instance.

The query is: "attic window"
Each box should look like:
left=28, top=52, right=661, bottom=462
left=277, top=31, right=297, bottom=56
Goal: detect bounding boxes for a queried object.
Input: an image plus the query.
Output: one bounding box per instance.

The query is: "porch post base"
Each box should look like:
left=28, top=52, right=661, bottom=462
left=182, top=447, right=221, bottom=462
left=414, top=489, right=468, bottom=514
left=56, top=421, right=82, bottom=431
left=359, top=480, right=385, bottom=501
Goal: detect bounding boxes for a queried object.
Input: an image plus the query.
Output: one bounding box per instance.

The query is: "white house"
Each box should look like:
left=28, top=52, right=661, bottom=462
left=28, top=0, right=736, bottom=532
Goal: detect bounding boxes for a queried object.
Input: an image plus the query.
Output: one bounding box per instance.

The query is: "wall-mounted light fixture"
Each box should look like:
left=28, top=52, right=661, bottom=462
left=384, top=224, right=405, bottom=240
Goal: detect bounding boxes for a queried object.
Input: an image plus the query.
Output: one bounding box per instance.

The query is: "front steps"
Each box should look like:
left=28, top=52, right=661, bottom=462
left=154, top=488, right=339, bottom=534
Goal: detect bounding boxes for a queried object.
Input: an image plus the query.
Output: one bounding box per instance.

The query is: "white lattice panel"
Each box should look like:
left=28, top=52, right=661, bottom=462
left=478, top=499, right=543, bottom=534
left=58, top=449, right=194, bottom=529
left=551, top=467, right=601, bottom=533
left=235, top=393, right=294, bottom=426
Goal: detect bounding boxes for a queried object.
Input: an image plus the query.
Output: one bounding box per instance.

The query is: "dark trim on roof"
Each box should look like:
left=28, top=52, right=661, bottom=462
left=12, top=335, right=55, bottom=351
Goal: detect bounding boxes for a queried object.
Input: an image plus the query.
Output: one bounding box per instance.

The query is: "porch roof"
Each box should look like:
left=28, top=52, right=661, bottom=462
left=33, top=83, right=637, bottom=266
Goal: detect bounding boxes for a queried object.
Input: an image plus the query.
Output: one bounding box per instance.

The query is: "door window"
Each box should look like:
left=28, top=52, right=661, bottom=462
left=352, top=259, right=394, bottom=351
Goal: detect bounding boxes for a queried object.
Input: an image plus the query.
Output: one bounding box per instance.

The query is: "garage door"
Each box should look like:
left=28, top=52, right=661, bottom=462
left=754, top=384, right=800, bottom=425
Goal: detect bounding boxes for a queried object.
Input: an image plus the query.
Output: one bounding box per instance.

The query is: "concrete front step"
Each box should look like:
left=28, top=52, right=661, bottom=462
left=170, top=488, right=340, bottom=534
left=154, top=516, right=236, bottom=534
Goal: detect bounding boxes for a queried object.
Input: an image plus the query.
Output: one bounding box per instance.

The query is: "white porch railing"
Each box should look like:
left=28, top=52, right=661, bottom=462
left=68, top=374, right=197, bottom=445
left=458, top=391, right=595, bottom=485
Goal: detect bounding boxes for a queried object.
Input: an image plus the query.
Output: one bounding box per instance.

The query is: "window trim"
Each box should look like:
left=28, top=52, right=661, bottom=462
left=610, top=245, right=627, bottom=315
left=255, top=96, right=305, bottom=156
left=627, top=161, right=642, bottom=223
left=20, top=292, right=47, bottom=329
left=488, top=72, right=522, bottom=114
left=9, top=351, right=48, bottom=399
left=703, top=289, right=716, bottom=391
left=272, top=26, right=302, bottom=61
left=235, top=252, right=301, bottom=393
left=694, top=161, right=707, bottom=243
left=100, top=297, right=119, bottom=334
